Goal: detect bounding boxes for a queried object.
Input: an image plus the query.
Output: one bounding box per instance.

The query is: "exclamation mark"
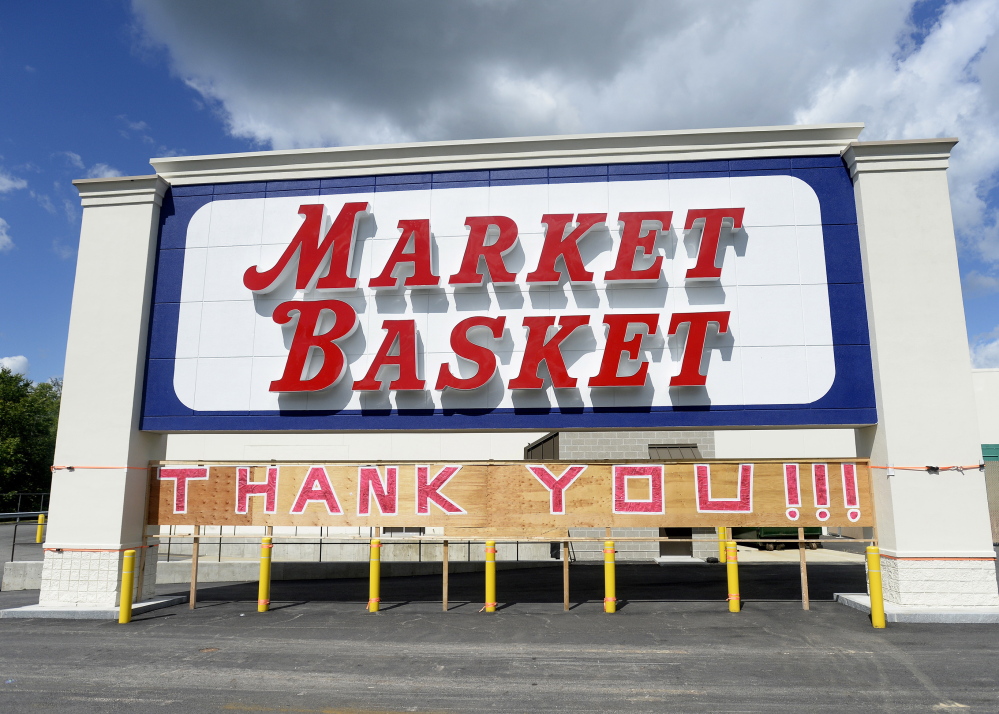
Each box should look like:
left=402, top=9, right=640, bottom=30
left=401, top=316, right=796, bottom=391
left=813, top=463, right=830, bottom=521
left=842, top=463, right=861, bottom=522
left=784, top=464, right=801, bottom=521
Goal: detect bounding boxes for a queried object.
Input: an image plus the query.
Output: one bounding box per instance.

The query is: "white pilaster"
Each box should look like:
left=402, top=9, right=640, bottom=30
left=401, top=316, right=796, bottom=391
left=41, top=176, right=167, bottom=608
left=845, top=140, right=998, bottom=607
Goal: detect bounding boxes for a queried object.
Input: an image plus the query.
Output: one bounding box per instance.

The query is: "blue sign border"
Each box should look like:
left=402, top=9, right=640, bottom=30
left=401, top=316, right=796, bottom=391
left=141, top=156, right=876, bottom=431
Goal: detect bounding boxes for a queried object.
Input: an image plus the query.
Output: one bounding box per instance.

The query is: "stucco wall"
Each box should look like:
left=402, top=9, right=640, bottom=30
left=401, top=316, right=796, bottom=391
left=973, top=368, right=999, bottom=445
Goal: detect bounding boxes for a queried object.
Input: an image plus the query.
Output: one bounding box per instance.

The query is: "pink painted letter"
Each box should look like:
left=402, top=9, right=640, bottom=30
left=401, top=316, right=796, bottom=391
left=612, top=465, right=665, bottom=514
left=416, top=465, right=465, bottom=515
left=158, top=467, right=209, bottom=514
left=236, top=466, right=279, bottom=514
left=695, top=463, right=753, bottom=513
left=358, top=466, right=398, bottom=516
left=527, top=465, right=586, bottom=515
left=290, top=466, right=343, bottom=515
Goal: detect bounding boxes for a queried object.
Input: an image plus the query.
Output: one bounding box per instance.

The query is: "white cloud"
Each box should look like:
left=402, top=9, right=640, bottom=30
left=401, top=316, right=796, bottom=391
left=0, top=168, right=27, bottom=193
left=63, top=198, right=78, bottom=224
left=0, top=355, right=29, bottom=375
left=51, top=239, right=74, bottom=260
left=119, top=116, right=150, bottom=133
left=797, top=0, right=999, bottom=267
left=964, top=270, right=999, bottom=296
left=116, top=115, right=157, bottom=146
left=972, top=334, right=999, bottom=367
left=60, top=151, right=85, bottom=169
left=130, top=0, right=909, bottom=146
left=130, top=0, right=999, bottom=265
left=31, top=191, right=56, bottom=214
left=61, top=151, right=126, bottom=182
left=84, top=163, right=124, bottom=179
left=0, top=217, right=13, bottom=252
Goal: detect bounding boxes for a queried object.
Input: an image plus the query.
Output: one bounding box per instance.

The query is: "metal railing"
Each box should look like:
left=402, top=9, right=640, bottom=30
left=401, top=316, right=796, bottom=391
left=0, top=492, right=49, bottom=515
left=3, top=511, right=47, bottom=564
left=160, top=527, right=509, bottom=564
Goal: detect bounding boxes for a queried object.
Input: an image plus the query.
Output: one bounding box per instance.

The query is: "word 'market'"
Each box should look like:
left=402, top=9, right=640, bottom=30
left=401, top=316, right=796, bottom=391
left=242, top=203, right=745, bottom=394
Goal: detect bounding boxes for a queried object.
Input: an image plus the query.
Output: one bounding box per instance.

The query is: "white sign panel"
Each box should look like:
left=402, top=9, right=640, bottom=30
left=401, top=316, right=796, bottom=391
left=171, top=175, right=830, bottom=413
left=143, top=158, right=875, bottom=431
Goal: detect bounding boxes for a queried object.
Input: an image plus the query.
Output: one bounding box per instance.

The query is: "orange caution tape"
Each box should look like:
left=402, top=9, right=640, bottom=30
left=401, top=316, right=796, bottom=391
left=44, top=545, right=154, bottom=552
left=870, top=464, right=982, bottom=472
left=50, top=465, right=150, bottom=472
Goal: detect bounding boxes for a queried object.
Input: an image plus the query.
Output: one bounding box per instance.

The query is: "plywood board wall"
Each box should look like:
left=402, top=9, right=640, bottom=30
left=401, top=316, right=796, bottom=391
left=148, top=460, right=872, bottom=531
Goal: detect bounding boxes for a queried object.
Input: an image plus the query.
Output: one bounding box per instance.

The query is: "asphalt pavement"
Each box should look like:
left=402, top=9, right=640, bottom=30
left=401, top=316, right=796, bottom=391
left=1, top=562, right=998, bottom=713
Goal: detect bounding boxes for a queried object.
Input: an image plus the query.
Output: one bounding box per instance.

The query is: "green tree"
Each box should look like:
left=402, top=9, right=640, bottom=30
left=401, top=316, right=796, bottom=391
left=0, top=367, right=61, bottom=509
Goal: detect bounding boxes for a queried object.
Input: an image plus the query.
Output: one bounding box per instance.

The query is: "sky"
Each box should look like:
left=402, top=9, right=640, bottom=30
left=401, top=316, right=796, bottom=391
left=2, top=0, right=999, bottom=383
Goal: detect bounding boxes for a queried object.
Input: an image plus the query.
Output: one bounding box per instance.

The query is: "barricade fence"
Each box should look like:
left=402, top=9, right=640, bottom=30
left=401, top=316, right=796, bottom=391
left=146, top=530, right=882, bottom=625
left=113, top=460, right=886, bottom=625
left=151, top=528, right=849, bottom=563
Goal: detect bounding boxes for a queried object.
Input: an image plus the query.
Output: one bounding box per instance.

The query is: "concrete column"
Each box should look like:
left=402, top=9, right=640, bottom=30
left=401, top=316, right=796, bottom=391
left=846, top=141, right=998, bottom=607
left=40, top=176, right=167, bottom=608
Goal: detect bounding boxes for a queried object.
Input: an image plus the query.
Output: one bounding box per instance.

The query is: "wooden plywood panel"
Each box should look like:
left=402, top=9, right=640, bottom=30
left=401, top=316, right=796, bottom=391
left=148, top=460, right=873, bottom=530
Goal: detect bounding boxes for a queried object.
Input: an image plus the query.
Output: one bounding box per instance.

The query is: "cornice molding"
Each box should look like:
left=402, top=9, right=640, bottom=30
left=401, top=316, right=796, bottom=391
left=147, top=123, right=865, bottom=185
left=74, top=175, right=169, bottom=208
left=843, top=139, right=958, bottom=179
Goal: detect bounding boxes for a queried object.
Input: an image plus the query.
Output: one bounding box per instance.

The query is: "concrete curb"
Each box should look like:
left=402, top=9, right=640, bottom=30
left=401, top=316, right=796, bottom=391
left=0, top=595, right=187, bottom=620
left=835, top=593, right=999, bottom=623
left=1, top=560, right=43, bottom=591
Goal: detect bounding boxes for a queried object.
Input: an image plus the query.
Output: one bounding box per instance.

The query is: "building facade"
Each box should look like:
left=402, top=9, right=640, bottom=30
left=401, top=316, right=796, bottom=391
left=36, top=124, right=999, bottom=614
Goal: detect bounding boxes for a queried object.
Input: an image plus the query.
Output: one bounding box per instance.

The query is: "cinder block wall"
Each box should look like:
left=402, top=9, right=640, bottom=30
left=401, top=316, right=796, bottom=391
left=567, top=527, right=659, bottom=561
left=558, top=431, right=716, bottom=560
left=558, top=431, right=715, bottom=460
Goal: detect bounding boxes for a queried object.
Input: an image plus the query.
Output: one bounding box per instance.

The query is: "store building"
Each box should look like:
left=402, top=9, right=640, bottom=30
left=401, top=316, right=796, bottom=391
left=22, top=124, right=999, bottom=617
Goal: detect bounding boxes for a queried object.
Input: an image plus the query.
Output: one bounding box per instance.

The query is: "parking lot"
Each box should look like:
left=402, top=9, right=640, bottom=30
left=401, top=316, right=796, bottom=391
left=2, top=557, right=998, bottom=713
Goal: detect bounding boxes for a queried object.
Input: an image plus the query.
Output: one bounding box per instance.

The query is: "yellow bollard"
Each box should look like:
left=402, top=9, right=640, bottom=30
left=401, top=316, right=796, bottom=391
left=484, top=540, right=497, bottom=612
left=368, top=538, right=381, bottom=612
left=257, top=536, right=272, bottom=613
left=866, top=546, right=886, bottom=629
left=35, top=514, right=46, bottom=544
left=726, top=541, right=740, bottom=612
left=118, top=549, right=136, bottom=624
left=603, top=540, right=617, bottom=613
left=717, top=526, right=727, bottom=562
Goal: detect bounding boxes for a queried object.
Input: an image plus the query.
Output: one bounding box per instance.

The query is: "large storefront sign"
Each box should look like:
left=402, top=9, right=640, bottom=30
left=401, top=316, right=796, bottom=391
left=143, top=157, right=875, bottom=430
left=149, top=460, right=872, bottom=533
